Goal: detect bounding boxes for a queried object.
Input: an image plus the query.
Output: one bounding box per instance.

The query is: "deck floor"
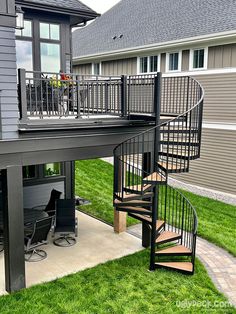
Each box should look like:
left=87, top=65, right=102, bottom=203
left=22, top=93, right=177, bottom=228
left=0, top=212, right=142, bottom=295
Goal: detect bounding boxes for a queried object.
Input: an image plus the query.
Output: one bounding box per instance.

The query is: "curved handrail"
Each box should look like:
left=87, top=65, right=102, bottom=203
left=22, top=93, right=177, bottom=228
left=114, top=76, right=204, bottom=152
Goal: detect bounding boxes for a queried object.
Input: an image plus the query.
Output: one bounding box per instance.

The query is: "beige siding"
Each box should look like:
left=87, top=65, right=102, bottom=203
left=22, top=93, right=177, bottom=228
left=181, top=50, right=189, bottom=71
left=160, top=53, right=166, bottom=73
left=73, top=63, right=92, bottom=75
left=194, top=73, right=236, bottom=123
left=208, top=43, right=236, bottom=69
left=172, top=128, right=236, bottom=195
left=102, top=57, right=137, bottom=76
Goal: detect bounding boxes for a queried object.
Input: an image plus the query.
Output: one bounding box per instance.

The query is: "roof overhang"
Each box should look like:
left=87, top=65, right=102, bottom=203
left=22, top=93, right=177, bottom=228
left=73, top=30, right=236, bottom=63
left=15, top=0, right=100, bottom=26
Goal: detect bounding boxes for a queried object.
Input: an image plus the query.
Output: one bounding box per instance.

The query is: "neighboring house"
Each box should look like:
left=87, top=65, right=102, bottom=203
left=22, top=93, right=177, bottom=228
left=72, top=0, right=236, bottom=199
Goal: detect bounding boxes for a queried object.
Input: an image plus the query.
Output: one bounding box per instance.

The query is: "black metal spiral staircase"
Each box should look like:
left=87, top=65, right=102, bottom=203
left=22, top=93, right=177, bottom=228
left=113, top=73, right=204, bottom=274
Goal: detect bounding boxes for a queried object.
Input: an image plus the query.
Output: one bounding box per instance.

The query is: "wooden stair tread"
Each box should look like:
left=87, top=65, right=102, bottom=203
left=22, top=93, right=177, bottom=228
left=143, top=172, right=165, bottom=182
left=117, top=206, right=152, bottom=214
left=158, top=161, right=182, bottom=171
left=156, top=245, right=191, bottom=255
left=114, top=200, right=152, bottom=206
left=125, top=184, right=152, bottom=192
left=155, top=262, right=193, bottom=273
left=128, top=213, right=165, bottom=230
left=156, top=231, right=181, bottom=244
left=117, top=191, right=153, bottom=200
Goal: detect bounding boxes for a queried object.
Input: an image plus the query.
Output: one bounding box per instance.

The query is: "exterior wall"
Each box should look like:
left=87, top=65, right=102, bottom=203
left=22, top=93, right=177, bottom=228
left=193, top=72, right=236, bottom=124
left=0, top=26, right=18, bottom=139
left=102, top=57, right=137, bottom=76
left=181, top=49, right=189, bottom=71
left=208, top=43, right=236, bottom=69
left=0, top=0, right=16, bottom=28
left=23, top=181, right=65, bottom=208
left=172, top=128, right=236, bottom=195
left=73, top=63, right=92, bottom=75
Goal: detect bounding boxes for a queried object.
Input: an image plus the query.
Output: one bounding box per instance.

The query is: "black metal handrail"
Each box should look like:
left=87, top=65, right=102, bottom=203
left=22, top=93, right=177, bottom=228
left=113, top=73, right=204, bottom=271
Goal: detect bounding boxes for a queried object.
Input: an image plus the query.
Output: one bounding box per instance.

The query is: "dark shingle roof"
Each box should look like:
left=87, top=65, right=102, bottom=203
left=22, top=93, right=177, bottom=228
left=19, top=0, right=97, bottom=15
left=72, top=0, right=236, bottom=58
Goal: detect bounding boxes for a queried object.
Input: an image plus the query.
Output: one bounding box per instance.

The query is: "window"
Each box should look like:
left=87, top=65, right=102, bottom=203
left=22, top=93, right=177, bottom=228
left=140, top=57, right=148, bottom=73
left=16, top=40, right=33, bottom=71
left=138, top=55, right=159, bottom=73
left=190, top=48, right=207, bottom=70
left=40, top=23, right=60, bottom=40
left=44, top=163, right=61, bottom=177
left=15, top=20, right=32, bottom=37
left=23, top=166, right=36, bottom=179
left=167, top=52, right=181, bottom=72
left=40, top=43, right=61, bottom=73
left=92, top=63, right=101, bottom=75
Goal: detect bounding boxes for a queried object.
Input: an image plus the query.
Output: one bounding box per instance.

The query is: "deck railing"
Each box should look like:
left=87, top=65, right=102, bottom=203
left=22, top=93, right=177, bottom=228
left=18, top=70, right=196, bottom=122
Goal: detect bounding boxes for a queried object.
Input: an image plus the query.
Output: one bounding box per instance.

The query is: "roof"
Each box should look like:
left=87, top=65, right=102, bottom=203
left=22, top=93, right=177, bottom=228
left=17, top=0, right=98, bottom=16
left=72, top=0, right=236, bottom=59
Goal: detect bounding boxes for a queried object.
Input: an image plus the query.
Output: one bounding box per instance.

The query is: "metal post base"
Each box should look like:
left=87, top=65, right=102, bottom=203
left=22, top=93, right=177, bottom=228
left=25, top=249, right=47, bottom=262
left=53, top=235, right=76, bottom=247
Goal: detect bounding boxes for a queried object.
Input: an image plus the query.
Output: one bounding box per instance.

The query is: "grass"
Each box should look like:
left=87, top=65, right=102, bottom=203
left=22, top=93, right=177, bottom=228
left=0, top=250, right=234, bottom=314
left=75, top=159, right=236, bottom=256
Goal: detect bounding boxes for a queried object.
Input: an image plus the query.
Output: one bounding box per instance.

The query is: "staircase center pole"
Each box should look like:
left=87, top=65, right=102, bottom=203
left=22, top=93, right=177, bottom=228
left=150, top=72, right=162, bottom=271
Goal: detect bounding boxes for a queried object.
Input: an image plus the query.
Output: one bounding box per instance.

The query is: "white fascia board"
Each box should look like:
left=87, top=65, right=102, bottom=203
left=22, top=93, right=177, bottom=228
left=73, top=30, right=236, bottom=64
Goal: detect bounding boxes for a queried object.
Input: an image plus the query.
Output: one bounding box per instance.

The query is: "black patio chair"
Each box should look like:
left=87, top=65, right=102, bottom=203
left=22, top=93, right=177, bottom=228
left=53, top=199, right=78, bottom=247
left=24, top=216, right=53, bottom=262
left=33, top=189, right=62, bottom=217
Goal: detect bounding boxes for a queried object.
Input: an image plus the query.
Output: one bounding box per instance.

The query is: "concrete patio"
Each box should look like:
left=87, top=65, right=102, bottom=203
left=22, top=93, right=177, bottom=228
left=0, top=211, right=142, bottom=295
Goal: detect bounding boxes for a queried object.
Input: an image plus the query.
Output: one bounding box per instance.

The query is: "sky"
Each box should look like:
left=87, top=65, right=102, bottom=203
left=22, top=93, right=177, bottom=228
left=81, top=0, right=121, bottom=15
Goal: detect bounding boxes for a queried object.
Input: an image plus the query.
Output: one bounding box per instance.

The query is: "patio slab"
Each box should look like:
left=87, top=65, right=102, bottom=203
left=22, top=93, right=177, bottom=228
left=0, top=211, right=142, bottom=295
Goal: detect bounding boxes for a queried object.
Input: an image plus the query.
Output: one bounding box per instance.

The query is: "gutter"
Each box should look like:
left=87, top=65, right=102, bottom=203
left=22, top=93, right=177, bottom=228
left=73, top=30, right=236, bottom=63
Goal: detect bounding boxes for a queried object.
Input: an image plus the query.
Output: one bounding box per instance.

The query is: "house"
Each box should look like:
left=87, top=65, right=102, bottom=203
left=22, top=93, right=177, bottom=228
left=72, top=0, right=236, bottom=202
left=0, top=0, right=204, bottom=293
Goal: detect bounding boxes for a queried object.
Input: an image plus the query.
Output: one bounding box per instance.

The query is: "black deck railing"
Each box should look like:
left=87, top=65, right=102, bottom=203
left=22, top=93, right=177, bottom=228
left=18, top=70, right=197, bottom=122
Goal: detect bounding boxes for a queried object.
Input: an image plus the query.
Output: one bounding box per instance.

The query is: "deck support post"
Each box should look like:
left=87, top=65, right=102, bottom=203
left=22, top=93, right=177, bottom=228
left=114, top=157, right=127, bottom=233
left=142, top=222, right=151, bottom=247
left=64, top=161, right=75, bottom=199
left=2, top=165, right=26, bottom=292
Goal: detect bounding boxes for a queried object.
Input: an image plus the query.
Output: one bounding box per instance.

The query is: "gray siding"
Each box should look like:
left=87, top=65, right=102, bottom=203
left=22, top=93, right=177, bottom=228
left=181, top=49, right=189, bottom=71
left=0, top=26, right=18, bottom=139
left=23, top=181, right=65, bottom=208
left=172, top=128, right=236, bottom=195
left=194, top=73, right=236, bottom=124
left=102, top=57, right=137, bottom=76
left=208, top=43, right=236, bottom=69
left=74, top=63, right=92, bottom=75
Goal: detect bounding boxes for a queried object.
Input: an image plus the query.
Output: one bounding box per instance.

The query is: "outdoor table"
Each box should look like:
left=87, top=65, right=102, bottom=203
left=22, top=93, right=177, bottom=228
left=0, top=208, right=48, bottom=230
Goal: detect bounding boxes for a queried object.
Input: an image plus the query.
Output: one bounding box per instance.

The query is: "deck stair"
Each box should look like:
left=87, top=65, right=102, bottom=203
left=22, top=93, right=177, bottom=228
left=113, top=73, right=203, bottom=274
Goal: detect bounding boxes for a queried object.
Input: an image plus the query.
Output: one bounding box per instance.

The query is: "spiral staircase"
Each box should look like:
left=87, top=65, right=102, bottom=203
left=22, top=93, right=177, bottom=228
left=113, top=73, right=204, bottom=274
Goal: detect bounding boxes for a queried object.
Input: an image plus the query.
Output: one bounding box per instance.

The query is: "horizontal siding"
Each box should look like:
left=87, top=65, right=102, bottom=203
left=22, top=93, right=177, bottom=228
left=0, top=26, right=18, bottom=139
left=172, top=128, right=236, bottom=195
left=194, top=73, right=236, bottom=123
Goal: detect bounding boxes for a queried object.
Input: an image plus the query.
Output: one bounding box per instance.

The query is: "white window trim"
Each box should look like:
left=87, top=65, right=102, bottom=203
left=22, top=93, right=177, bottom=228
left=92, top=62, right=102, bottom=75
left=166, top=51, right=182, bottom=73
left=189, top=47, right=208, bottom=71
left=137, top=55, right=160, bottom=74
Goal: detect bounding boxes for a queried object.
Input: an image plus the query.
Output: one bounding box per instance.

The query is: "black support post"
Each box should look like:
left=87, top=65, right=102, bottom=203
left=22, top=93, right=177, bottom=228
left=18, top=68, right=28, bottom=123
left=2, top=165, right=26, bottom=293
left=150, top=72, right=162, bottom=271
left=64, top=161, right=75, bottom=199
left=121, top=75, right=128, bottom=117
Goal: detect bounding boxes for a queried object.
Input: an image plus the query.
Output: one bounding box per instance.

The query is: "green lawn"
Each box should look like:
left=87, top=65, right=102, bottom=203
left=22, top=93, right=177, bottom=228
left=75, top=159, right=236, bottom=257
left=0, top=250, right=234, bottom=314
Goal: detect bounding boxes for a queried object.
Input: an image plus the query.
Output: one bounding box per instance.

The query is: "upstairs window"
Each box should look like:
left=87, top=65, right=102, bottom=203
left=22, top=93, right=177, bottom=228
left=92, top=63, right=101, bottom=75
left=139, top=55, right=159, bottom=74
left=190, top=48, right=207, bottom=70
left=44, top=163, right=61, bottom=177
left=167, top=52, right=181, bottom=72
left=23, top=166, right=36, bottom=180
left=40, top=23, right=60, bottom=41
